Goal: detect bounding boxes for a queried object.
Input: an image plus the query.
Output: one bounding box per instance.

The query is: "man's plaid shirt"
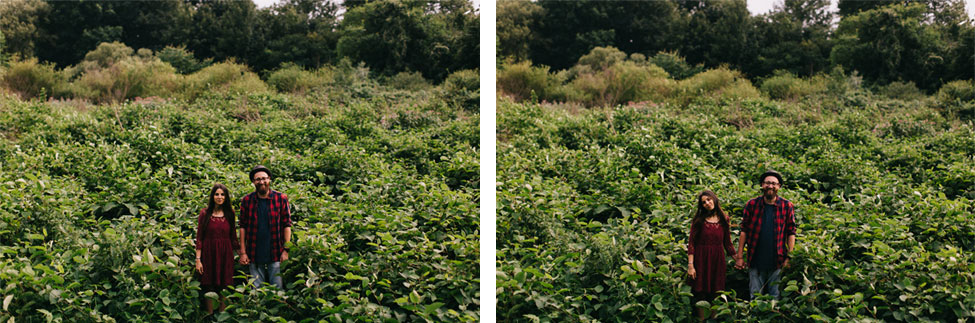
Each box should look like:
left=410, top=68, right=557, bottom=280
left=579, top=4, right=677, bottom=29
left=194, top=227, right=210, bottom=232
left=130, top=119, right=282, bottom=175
left=239, top=190, right=292, bottom=262
left=740, top=196, right=796, bottom=268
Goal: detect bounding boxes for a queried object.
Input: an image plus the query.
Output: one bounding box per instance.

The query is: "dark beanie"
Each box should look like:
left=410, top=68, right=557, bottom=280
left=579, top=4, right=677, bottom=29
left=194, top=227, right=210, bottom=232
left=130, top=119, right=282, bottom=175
left=249, top=165, right=271, bottom=181
left=759, top=170, right=783, bottom=184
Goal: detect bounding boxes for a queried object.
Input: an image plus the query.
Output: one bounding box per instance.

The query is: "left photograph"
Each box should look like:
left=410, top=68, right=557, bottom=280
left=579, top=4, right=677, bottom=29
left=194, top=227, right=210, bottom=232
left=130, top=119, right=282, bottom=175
left=0, top=0, right=479, bottom=321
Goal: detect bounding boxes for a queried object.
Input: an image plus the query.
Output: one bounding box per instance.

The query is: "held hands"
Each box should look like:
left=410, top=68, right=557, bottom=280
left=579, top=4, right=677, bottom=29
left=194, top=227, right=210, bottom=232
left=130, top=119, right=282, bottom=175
left=239, top=253, right=250, bottom=265
left=734, top=256, right=746, bottom=270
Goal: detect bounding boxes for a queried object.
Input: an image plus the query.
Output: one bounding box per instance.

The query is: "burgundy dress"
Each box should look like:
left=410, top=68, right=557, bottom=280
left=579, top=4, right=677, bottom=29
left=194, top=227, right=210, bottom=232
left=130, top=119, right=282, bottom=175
left=688, top=221, right=737, bottom=293
left=196, top=209, right=238, bottom=287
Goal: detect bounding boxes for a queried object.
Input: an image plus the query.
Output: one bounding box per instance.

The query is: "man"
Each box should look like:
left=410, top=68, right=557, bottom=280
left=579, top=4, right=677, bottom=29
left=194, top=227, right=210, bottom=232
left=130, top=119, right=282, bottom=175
left=239, top=165, right=292, bottom=289
left=735, top=170, right=796, bottom=300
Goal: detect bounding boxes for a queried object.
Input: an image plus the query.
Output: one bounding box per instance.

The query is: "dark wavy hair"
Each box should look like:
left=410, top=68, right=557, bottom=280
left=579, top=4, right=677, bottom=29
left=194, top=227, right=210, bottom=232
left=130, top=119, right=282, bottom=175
left=690, top=190, right=730, bottom=245
left=200, top=183, right=238, bottom=244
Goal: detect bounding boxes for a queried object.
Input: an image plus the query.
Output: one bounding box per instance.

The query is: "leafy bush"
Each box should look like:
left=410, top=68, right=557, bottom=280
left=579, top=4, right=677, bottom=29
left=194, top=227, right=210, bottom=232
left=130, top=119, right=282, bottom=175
left=74, top=56, right=180, bottom=103
left=935, top=80, right=975, bottom=121
left=676, top=67, right=760, bottom=104
left=497, top=92, right=975, bottom=321
left=156, top=45, right=212, bottom=74
left=0, top=58, right=65, bottom=100
left=565, top=61, right=673, bottom=107
left=497, top=60, right=561, bottom=102
left=386, top=70, right=432, bottom=91
left=266, top=63, right=331, bottom=93
left=439, top=69, right=479, bottom=112
left=182, top=61, right=270, bottom=101
left=879, top=80, right=925, bottom=101
left=649, top=51, right=703, bottom=80
left=760, top=71, right=828, bottom=101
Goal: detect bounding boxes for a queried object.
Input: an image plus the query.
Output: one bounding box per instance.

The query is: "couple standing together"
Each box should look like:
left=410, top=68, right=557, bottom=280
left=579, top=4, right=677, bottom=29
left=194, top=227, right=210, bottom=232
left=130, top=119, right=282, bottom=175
left=687, top=170, right=797, bottom=320
left=193, top=165, right=292, bottom=314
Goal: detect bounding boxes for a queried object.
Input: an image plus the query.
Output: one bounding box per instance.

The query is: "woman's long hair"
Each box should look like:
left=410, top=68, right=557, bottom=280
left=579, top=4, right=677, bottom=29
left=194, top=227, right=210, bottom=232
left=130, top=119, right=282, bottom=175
left=690, top=190, right=730, bottom=245
left=200, top=183, right=238, bottom=244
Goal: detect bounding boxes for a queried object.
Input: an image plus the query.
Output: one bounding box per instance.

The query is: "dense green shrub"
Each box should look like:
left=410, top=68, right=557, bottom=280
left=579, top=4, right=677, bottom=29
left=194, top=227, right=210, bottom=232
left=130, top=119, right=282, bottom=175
left=497, top=60, right=561, bottom=102
left=439, top=69, right=479, bottom=112
left=181, top=61, right=270, bottom=101
left=0, top=79, right=478, bottom=321
left=566, top=60, right=673, bottom=107
left=266, top=63, right=331, bottom=93
left=74, top=56, right=180, bottom=103
left=760, top=71, right=827, bottom=101
left=649, top=51, right=704, bottom=80
left=0, top=58, right=65, bottom=99
left=935, top=80, right=975, bottom=121
left=497, top=94, right=975, bottom=321
left=879, top=81, right=925, bottom=101
left=386, top=70, right=433, bottom=91
left=156, top=45, right=212, bottom=74
left=676, top=67, right=760, bottom=104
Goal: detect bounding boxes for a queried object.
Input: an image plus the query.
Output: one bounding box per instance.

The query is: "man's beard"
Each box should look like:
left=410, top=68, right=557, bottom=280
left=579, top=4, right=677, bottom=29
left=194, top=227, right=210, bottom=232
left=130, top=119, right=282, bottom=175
left=763, top=188, right=777, bottom=199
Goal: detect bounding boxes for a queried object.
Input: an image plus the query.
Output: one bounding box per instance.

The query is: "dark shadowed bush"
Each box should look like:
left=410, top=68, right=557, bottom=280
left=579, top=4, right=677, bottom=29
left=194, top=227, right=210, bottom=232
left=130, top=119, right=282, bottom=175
left=440, top=69, right=479, bottom=112
left=156, top=46, right=212, bottom=74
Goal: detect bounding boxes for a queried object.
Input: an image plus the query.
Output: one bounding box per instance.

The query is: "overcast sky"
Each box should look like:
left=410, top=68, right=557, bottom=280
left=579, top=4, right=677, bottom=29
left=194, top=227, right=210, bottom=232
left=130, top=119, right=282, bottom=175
left=250, top=0, right=971, bottom=21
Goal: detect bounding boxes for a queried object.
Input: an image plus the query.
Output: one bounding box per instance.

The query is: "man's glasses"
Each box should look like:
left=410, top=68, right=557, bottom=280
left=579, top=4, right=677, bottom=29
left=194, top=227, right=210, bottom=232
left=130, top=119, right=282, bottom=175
left=761, top=181, right=780, bottom=186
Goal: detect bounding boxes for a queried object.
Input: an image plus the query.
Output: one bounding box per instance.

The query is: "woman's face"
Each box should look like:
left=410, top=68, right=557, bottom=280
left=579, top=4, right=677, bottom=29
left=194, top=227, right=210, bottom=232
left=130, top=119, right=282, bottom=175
left=700, top=195, right=714, bottom=211
left=213, top=188, right=226, bottom=206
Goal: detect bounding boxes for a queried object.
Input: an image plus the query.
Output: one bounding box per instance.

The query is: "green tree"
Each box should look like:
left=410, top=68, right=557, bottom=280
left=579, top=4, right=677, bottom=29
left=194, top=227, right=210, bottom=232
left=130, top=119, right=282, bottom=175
left=830, top=2, right=950, bottom=91
left=497, top=0, right=542, bottom=62
left=676, top=0, right=759, bottom=73
left=528, top=0, right=681, bottom=70
left=0, top=0, right=49, bottom=60
left=185, top=0, right=261, bottom=67
left=253, top=0, right=340, bottom=72
left=751, top=0, right=833, bottom=77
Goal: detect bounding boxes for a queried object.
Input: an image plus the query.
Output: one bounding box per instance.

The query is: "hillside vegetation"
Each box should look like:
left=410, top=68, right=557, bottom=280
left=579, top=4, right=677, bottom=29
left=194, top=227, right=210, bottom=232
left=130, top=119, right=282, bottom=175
left=0, top=53, right=480, bottom=321
left=497, top=72, right=975, bottom=321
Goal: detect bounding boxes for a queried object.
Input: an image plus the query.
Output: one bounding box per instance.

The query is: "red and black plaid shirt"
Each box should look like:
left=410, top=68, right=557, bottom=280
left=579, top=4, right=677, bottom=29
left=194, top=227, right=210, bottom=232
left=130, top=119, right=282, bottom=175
left=740, top=196, right=796, bottom=268
left=239, top=190, right=292, bottom=262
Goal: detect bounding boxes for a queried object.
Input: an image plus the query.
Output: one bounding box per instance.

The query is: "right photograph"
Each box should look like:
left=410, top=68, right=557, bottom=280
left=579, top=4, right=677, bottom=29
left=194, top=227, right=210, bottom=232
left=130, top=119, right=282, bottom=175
left=496, top=0, right=974, bottom=321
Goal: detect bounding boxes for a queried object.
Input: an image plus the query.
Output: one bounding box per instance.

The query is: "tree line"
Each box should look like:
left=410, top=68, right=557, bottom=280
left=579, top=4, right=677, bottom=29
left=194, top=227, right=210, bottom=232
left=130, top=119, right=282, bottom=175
left=498, top=0, right=973, bottom=92
left=0, top=0, right=478, bottom=82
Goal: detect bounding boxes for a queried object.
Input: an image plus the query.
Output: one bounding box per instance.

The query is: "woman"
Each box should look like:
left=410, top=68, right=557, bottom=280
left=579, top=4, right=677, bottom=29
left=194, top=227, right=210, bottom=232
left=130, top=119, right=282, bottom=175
left=687, top=190, right=738, bottom=321
left=195, top=183, right=240, bottom=314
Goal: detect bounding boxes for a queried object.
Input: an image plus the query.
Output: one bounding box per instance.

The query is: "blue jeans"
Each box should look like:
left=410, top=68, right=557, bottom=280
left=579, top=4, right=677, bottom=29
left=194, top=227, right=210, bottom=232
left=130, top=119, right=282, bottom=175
left=748, top=267, right=781, bottom=300
left=249, top=262, right=283, bottom=289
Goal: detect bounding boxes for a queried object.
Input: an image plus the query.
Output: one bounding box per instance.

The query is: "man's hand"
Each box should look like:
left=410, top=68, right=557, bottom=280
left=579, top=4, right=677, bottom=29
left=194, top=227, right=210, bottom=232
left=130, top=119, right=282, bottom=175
left=735, top=257, right=746, bottom=269
left=281, top=250, right=289, bottom=261
left=782, top=258, right=790, bottom=269
left=239, top=253, right=250, bottom=265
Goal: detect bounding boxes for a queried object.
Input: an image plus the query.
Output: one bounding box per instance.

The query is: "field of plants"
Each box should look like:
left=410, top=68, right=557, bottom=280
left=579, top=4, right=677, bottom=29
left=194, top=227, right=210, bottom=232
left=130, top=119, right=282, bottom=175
left=497, top=72, right=975, bottom=321
left=0, top=56, right=480, bottom=321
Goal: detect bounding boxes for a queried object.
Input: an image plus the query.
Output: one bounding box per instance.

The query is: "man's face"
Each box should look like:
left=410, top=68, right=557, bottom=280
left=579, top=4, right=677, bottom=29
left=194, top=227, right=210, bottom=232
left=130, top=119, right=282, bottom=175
left=214, top=188, right=226, bottom=206
left=761, top=176, right=780, bottom=199
left=253, top=171, right=270, bottom=195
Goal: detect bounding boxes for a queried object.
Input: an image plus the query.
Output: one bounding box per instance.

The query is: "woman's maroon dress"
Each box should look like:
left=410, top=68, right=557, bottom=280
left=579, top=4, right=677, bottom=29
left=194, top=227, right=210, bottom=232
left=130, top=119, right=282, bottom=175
left=688, top=221, right=737, bottom=293
left=196, top=209, right=237, bottom=287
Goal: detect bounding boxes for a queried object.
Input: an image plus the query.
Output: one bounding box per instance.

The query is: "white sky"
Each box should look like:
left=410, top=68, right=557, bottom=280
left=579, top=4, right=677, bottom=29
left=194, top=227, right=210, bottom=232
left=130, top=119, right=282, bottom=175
left=746, top=0, right=975, bottom=19
left=252, top=0, right=480, bottom=10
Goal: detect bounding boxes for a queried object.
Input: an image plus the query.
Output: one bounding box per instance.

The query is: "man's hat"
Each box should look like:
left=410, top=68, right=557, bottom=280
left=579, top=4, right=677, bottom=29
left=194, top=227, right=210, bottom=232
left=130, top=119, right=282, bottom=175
left=250, top=165, right=272, bottom=181
left=759, top=170, right=783, bottom=185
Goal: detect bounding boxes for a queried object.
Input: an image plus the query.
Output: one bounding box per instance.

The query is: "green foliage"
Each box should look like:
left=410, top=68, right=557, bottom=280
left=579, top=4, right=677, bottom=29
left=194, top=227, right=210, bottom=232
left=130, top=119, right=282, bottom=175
left=935, top=80, right=975, bottom=121
left=648, top=51, right=703, bottom=80
left=878, top=81, right=925, bottom=101
left=676, top=67, right=760, bottom=105
left=497, top=61, right=561, bottom=102
left=498, top=90, right=975, bottom=321
left=70, top=43, right=180, bottom=103
left=565, top=60, right=673, bottom=107
left=386, top=70, right=432, bottom=91
left=181, top=61, right=270, bottom=101
left=760, top=71, right=828, bottom=101
left=155, top=46, right=212, bottom=74
left=0, top=82, right=478, bottom=321
left=439, top=69, right=479, bottom=112
left=0, top=57, right=65, bottom=100
left=266, top=63, right=332, bottom=94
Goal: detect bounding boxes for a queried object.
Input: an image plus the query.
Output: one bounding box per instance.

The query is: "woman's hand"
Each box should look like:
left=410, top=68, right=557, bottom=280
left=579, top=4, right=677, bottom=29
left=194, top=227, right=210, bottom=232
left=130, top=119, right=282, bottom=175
left=688, top=266, right=696, bottom=280
left=195, top=259, right=204, bottom=275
